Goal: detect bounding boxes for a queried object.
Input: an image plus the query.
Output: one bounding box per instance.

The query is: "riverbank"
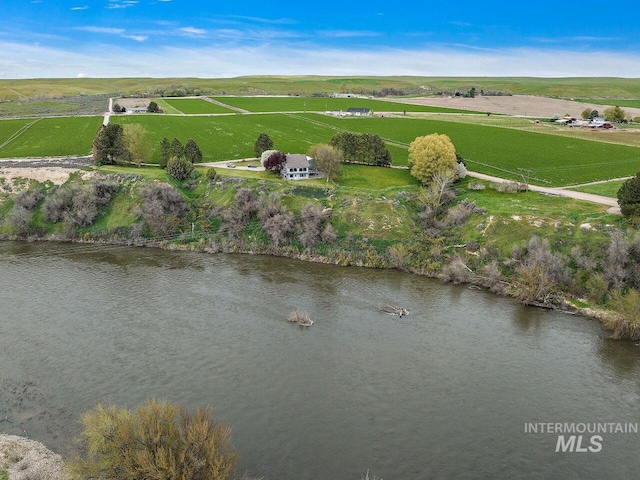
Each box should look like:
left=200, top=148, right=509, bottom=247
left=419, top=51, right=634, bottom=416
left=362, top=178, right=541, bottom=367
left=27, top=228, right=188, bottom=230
left=0, top=435, right=65, bottom=480
left=0, top=165, right=638, bottom=341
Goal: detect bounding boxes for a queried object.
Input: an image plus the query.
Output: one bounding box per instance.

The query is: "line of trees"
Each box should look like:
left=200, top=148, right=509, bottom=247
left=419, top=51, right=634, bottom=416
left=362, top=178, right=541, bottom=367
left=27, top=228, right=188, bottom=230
left=329, top=132, right=391, bottom=166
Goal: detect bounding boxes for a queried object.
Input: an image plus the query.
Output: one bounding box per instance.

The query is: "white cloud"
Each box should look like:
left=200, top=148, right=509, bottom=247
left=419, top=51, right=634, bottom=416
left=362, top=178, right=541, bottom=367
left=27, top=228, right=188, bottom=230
left=107, top=0, right=138, bottom=9
left=77, top=26, right=125, bottom=34
left=123, top=35, right=148, bottom=42
left=178, top=27, right=207, bottom=37
left=71, top=6, right=89, bottom=11
left=2, top=41, right=640, bottom=79
left=317, top=30, right=381, bottom=38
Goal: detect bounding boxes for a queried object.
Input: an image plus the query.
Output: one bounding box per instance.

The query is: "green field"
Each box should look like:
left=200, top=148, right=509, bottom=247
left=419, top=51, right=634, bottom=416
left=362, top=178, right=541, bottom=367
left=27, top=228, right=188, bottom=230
left=211, top=96, right=479, bottom=114
left=576, top=99, right=640, bottom=109
left=569, top=180, right=628, bottom=197
left=162, top=98, right=235, bottom=114
left=299, top=114, right=640, bottom=186
left=111, top=113, right=337, bottom=162
left=0, top=116, right=103, bottom=157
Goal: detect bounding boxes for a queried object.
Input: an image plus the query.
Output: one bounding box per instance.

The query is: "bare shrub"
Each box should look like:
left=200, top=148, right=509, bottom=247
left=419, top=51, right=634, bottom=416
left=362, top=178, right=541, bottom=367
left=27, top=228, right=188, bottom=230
left=513, top=263, right=556, bottom=306
left=321, top=223, right=337, bottom=244
left=299, top=202, right=328, bottom=249
left=441, top=255, right=472, bottom=284
left=8, top=206, right=31, bottom=236
left=493, top=181, right=526, bottom=193
left=141, top=184, right=188, bottom=237
left=570, top=245, right=596, bottom=270
left=43, top=187, right=74, bottom=222
left=263, top=212, right=295, bottom=247
left=468, top=181, right=486, bottom=191
left=220, top=188, right=259, bottom=240
left=14, top=188, right=44, bottom=211
left=603, top=230, right=630, bottom=290
left=510, top=235, right=569, bottom=305
left=480, top=261, right=506, bottom=295
left=71, top=186, right=99, bottom=226
left=444, top=199, right=486, bottom=227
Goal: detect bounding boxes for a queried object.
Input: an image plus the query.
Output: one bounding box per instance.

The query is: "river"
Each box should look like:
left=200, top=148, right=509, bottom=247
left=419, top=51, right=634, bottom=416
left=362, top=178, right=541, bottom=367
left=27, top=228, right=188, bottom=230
left=1, top=241, right=639, bottom=479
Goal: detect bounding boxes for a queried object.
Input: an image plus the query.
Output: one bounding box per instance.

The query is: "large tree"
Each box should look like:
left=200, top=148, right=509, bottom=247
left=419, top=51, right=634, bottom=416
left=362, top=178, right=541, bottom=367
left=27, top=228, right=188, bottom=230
left=617, top=172, right=640, bottom=222
left=123, top=123, right=151, bottom=166
left=92, top=123, right=126, bottom=165
left=329, top=132, right=391, bottom=166
left=264, top=150, right=287, bottom=173
left=604, top=106, right=626, bottom=123
left=308, top=143, right=342, bottom=183
left=159, top=137, right=171, bottom=168
left=407, top=133, right=457, bottom=185
left=184, top=138, right=203, bottom=163
left=171, top=137, right=184, bottom=158
left=254, top=133, right=274, bottom=158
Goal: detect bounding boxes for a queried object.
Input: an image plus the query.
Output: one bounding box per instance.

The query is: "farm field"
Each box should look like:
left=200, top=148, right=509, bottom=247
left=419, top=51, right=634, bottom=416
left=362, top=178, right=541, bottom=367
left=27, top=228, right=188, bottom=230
left=300, top=114, right=640, bottom=186
left=0, top=116, right=102, bottom=158
left=210, top=96, right=481, bottom=114
left=162, top=98, right=235, bottom=114
left=110, top=113, right=338, bottom=162
left=575, top=99, right=640, bottom=109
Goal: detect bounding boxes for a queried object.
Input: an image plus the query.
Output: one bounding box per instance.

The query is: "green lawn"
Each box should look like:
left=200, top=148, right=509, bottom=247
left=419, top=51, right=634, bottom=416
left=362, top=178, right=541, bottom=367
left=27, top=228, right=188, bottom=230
left=162, top=98, right=235, bottom=114
left=336, top=164, right=418, bottom=189
left=569, top=180, right=628, bottom=198
left=0, top=116, right=103, bottom=157
left=210, top=96, right=481, bottom=114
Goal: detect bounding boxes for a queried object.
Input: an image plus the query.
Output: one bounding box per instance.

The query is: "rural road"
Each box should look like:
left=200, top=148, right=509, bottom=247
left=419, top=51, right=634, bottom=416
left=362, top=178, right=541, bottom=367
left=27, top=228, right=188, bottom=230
left=466, top=171, right=621, bottom=214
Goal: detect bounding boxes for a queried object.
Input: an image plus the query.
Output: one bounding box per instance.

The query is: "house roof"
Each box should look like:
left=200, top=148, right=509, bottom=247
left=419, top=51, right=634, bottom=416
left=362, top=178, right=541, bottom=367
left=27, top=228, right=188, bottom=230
left=285, top=154, right=311, bottom=168
left=347, top=107, right=371, bottom=113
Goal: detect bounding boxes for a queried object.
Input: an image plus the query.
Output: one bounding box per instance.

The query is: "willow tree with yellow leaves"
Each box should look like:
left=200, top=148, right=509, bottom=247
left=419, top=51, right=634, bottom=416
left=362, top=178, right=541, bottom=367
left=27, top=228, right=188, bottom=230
left=407, top=133, right=457, bottom=185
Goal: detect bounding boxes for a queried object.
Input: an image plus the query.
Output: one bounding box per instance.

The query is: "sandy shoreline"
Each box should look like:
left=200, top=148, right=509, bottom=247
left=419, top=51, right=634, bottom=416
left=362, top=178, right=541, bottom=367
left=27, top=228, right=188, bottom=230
left=0, top=434, right=66, bottom=480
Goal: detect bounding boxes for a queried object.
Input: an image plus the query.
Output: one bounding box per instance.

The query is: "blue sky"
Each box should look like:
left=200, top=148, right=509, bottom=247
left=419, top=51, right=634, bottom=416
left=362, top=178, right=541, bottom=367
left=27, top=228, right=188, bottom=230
left=1, top=0, right=639, bottom=78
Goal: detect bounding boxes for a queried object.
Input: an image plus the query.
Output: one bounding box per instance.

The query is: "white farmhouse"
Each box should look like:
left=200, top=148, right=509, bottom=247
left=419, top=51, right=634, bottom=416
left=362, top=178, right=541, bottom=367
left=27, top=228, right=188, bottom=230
left=281, top=154, right=318, bottom=180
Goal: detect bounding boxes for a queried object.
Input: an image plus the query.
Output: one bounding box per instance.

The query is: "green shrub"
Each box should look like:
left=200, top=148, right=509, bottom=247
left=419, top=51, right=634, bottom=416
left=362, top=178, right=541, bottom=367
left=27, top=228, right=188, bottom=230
left=167, top=156, right=194, bottom=181
left=206, top=167, right=218, bottom=182
left=70, top=399, right=238, bottom=480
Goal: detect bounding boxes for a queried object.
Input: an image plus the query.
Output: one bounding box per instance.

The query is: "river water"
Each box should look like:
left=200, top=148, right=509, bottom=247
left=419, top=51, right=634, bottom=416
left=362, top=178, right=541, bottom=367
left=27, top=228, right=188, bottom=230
left=1, top=241, right=639, bottom=479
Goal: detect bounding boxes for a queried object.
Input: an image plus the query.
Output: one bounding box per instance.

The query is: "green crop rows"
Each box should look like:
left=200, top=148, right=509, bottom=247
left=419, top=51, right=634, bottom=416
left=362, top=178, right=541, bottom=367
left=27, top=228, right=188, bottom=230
left=210, top=96, right=480, bottom=114
left=162, top=98, right=235, bottom=114
left=0, top=116, right=103, bottom=157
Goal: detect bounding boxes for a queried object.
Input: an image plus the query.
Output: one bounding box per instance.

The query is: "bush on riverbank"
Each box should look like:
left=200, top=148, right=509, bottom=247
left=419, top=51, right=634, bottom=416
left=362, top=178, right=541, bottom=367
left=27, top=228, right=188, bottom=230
left=70, top=399, right=238, bottom=480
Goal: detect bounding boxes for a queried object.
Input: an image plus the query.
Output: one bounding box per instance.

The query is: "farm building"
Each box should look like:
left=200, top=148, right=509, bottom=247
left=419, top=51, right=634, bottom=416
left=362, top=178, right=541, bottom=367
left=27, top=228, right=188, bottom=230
left=281, top=154, right=318, bottom=180
left=346, top=107, right=372, bottom=116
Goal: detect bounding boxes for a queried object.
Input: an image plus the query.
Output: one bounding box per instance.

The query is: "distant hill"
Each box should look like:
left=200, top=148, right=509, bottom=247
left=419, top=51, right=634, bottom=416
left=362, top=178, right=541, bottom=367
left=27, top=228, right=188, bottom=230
left=1, top=76, right=640, bottom=102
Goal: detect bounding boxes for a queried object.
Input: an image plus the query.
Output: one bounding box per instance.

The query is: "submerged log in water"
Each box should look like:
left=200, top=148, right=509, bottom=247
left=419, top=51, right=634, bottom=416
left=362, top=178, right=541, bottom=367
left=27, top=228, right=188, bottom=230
left=380, top=304, right=409, bottom=317
left=287, top=309, right=313, bottom=326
